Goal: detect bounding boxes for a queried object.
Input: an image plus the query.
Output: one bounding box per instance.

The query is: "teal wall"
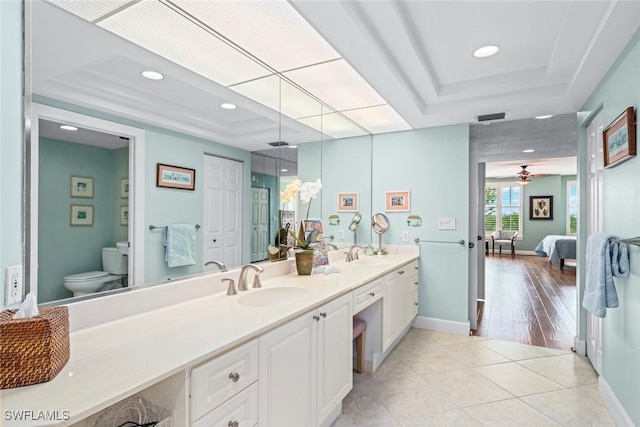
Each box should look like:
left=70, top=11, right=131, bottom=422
left=300, top=125, right=470, bottom=323
left=33, top=96, right=252, bottom=285
left=0, top=0, right=23, bottom=310
left=38, top=138, right=128, bottom=302
left=488, top=175, right=576, bottom=251
left=579, top=28, right=640, bottom=423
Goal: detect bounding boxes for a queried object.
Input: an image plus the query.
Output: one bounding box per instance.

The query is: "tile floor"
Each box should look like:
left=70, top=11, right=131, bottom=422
left=332, top=328, right=613, bottom=426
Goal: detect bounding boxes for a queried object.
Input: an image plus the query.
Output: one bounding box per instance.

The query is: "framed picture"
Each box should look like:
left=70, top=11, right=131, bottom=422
left=120, top=178, right=129, bottom=198
left=120, top=206, right=129, bottom=226
left=70, top=205, right=93, bottom=226
left=385, top=190, right=411, bottom=212
left=70, top=176, right=94, bottom=198
left=530, top=196, right=553, bottom=220
left=603, top=106, right=636, bottom=168
left=156, top=163, right=196, bottom=190
left=337, top=192, right=359, bottom=212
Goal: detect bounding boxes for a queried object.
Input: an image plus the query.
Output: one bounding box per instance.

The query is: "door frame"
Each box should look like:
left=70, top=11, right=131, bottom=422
left=28, top=104, right=146, bottom=297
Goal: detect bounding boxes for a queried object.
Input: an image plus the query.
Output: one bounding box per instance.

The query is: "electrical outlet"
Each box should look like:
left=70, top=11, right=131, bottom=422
left=338, top=230, right=344, bottom=239
left=5, top=265, right=23, bottom=305
left=401, top=231, right=409, bottom=242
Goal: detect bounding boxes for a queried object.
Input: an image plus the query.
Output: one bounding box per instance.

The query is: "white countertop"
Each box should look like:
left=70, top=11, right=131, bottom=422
left=1, top=249, right=418, bottom=426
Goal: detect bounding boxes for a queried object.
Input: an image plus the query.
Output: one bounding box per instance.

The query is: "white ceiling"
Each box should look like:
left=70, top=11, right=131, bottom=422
left=32, top=0, right=640, bottom=154
left=39, top=118, right=129, bottom=149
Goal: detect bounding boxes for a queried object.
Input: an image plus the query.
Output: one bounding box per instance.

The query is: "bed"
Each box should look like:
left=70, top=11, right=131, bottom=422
left=534, top=235, right=577, bottom=269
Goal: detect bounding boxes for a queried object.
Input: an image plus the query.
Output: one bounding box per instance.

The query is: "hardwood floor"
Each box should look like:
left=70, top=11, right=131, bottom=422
left=476, top=255, right=576, bottom=351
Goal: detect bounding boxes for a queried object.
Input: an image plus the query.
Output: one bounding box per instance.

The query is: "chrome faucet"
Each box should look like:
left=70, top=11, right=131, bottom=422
left=238, top=264, right=264, bottom=291
left=326, top=243, right=339, bottom=251
left=222, top=278, right=236, bottom=295
left=205, top=260, right=227, bottom=272
left=344, top=245, right=360, bottom=262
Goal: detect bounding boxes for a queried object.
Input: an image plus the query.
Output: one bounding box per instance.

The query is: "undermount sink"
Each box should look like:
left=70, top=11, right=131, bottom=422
left=237, top=287, right=310, bottom=308
left=353, top=258, right=392, bottom=267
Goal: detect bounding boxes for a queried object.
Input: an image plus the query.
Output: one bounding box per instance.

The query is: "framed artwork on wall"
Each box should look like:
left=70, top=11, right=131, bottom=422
left=337, top=192, right=359, bottom=212
left=121, top=178, right=129, bottom=198
left=70, top=175, right=94, bottom=198
left=70, top=205, right=93, bottom=226
left=385, top=191, right=411, bottom=212
left=529, top=195, right=553, bottom=220
left=603, top=106, right=636, bottom=168
left=156, top=163, right=196, bottom=190
left=120, top=206, right=129, bottom=226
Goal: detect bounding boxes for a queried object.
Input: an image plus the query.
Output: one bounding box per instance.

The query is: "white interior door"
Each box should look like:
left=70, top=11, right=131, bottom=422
left=203, top=155, right=242, bottom=270
left=586, top=110, right=604, bottom=375
left=250, top=188, right=269, bottom=262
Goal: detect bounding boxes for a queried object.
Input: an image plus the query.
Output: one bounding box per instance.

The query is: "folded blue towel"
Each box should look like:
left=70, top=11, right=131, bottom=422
left=164, top=224, right=197, bottom=268
left=582, top=233, right=630, bottom=317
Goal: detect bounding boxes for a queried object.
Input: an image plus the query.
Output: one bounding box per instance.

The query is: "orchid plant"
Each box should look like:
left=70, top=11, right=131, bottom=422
left=280, top=179, right=322, bottom=249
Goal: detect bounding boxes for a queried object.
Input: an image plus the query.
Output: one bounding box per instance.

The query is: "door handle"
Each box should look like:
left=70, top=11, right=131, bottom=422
left=468, top=242, right=475, bottom=248
left=477, top=235, right=483, bottom=241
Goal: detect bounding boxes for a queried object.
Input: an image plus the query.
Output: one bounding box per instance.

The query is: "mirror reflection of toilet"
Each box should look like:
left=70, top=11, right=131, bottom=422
left=63, top=242, right=128, bottom=297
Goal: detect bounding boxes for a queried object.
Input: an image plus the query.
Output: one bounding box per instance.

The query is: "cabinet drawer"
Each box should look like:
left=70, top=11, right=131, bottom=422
left=191, top=340, right=258, bottom=422
left=192, top=382, right=258, bottom=427
left=353, top=278, right=383, bottom=313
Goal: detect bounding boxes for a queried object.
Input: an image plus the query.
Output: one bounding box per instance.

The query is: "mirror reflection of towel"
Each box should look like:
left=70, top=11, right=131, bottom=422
left=164, top=224, right=197, bottom=268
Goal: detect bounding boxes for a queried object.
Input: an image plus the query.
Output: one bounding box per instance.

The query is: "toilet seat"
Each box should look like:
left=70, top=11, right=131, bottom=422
left=64, top=271, right=110, bottom=282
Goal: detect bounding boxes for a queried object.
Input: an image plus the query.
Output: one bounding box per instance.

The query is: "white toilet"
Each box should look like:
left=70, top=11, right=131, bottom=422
left=63, top=242, right=128, bottom=297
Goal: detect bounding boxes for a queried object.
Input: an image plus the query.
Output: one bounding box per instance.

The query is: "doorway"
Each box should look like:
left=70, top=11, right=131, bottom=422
left=250, top=187, right=270, bottom=262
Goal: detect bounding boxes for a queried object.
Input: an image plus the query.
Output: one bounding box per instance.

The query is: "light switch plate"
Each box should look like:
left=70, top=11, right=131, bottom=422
left=438, top=218, right=456, bottom=230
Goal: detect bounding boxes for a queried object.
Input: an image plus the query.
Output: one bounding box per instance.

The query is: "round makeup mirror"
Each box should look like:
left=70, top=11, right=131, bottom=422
left=372, top=213, right=389, bottom=254
left=348, top=212, right=362, bottom=244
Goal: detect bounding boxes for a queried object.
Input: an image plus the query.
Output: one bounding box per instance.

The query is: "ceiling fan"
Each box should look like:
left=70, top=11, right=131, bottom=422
left=516, top=165, right=532, bottom=186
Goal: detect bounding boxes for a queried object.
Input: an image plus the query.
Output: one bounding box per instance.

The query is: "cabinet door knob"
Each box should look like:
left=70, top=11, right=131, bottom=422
left=398, top=270, right=405, bottom=275
left=414, top=282, right=418, bottom=285
left=228, top=421, right=239, bottom=427
left=313, top=315, right=320, bottom=321
left=320, top=312, right=327, bottom=318
left=229, top=372, right=240, bottom=382
left=369, top=292, right=375, bottom=297
left=213, top=239, right=217, bottom=242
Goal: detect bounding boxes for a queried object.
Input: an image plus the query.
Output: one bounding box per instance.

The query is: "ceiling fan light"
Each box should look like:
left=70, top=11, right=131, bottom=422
left=517, top=179, right=530, bottom=186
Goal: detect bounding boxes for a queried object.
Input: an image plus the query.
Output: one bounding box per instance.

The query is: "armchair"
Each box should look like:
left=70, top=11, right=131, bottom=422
left=491, top=230, right=518, bottom=258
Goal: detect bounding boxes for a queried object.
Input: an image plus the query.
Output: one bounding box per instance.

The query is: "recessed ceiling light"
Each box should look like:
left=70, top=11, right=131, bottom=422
left=280, top=168, right=288, bottom=172
left=141, top=70, right=163, bottom=80
left=220, top=103, right=237, bottom=110
left=289, top=145, right=298, bottom=149
left=482, top=122, right=491, bottom=126
left=523, top=149, right=535, bottom=153
left=535, top=115, right=553, bottom=119
left=473, top=45, right=500, bottom=58
left=59, top=125, right=78, bottom=131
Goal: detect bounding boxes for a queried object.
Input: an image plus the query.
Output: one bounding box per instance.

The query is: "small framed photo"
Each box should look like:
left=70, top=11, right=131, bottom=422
left=156, top=163, right=196, bottom=190
left=70, top=176, right=94, bottom=198
left=385, top=190, right=411, bottom=212
left=530, top=196, right=553, bottom=220
left=120, top=206, right=129, bottom=226
left=603, top=106, right=636, bottom=168
left=70, top=205, right=94, bottom=226
left=337, top=192, right=359, bottom=212
left=120, top=178, right=129, bottom=198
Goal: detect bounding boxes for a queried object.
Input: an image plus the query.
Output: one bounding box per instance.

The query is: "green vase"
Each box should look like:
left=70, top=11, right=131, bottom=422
left=295, top=249, right=314, bottom=275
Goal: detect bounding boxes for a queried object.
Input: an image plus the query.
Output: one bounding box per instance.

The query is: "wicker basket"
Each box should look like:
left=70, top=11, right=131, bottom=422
left=0, top=306, right=70, bottom=389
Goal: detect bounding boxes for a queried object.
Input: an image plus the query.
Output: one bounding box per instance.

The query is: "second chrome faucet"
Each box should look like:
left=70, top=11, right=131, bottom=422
left=237, top=264, right=264, bottom=291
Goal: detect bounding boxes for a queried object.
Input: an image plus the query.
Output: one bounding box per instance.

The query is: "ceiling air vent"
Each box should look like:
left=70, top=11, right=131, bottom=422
left=477, top=112, right=506, bottom=122
left=268, top=141, right=289, bottom=147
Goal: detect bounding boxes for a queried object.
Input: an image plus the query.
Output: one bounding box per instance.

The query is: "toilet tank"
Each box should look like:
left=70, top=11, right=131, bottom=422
left=102, top=247, right=128, bottom=275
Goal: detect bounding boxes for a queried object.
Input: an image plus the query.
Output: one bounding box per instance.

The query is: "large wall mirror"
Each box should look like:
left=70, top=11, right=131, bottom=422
left=26, top=0, right=373, bottom=305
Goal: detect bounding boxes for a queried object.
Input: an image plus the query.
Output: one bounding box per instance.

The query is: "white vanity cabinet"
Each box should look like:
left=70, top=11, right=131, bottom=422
left=382, top=261, right=419, bottom=351
left=258, top=292, right=353, bottom=427
left=190, top=340, right=258, bottom=426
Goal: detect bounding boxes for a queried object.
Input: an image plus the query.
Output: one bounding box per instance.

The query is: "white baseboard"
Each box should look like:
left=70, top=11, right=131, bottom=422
left=599, top=377, right=635, bottom=426
left=413, top=316, right=470, bottom=336
left=573, top=337, right=586, bottom=356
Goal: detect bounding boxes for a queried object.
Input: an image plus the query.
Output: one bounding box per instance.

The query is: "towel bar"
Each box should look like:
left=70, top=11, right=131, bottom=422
left=149, top=224, right=201, bottom=231
left=414, top=238, right=465, bottom=246
left=612, top=236, right=640, bottom=247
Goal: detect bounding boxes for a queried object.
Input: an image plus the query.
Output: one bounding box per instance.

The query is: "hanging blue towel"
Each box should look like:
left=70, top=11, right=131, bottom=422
left=164, top=224, right=197, bottom=268
left=582, top=233, right=630, bottom=317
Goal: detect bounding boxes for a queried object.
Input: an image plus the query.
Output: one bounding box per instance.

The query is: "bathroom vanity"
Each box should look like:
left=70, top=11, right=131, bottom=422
left=2, top=247, right=419, bottom=427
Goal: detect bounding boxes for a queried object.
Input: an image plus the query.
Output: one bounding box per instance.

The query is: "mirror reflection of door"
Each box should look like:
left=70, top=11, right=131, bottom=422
left=251, top=188, right=270, bottom=262
left=38, top=119, right=130, bottom=303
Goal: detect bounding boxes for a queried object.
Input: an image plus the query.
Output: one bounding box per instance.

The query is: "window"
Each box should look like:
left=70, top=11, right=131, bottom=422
left=566, top=180, right=577, bottom=235
left=485, top=183, right=523, bottom=235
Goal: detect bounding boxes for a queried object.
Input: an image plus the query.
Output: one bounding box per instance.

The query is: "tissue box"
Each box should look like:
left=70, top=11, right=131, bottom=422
left=0, top=306, right=70, bottom=389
